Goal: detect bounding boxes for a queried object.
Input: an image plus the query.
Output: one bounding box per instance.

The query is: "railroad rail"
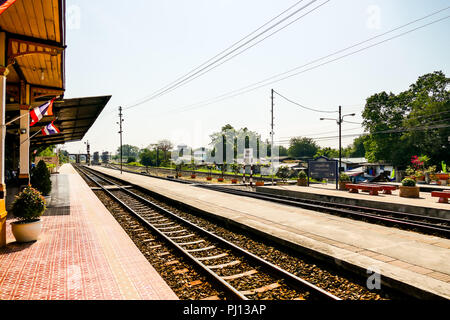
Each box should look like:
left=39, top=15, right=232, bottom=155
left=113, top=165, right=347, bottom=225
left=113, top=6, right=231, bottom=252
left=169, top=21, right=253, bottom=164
left=97, top=164, right=450, bottom=238
left=199, top=185, right=450, bottom=238
left=77, top=165, right=340, bottom=301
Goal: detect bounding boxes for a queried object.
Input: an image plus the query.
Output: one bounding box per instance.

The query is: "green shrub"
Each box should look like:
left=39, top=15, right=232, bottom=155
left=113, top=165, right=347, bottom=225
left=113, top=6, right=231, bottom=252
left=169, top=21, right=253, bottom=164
left=277, top=166, right=290, bottom=182
left=402, top=178, right=416, bottom=187
left=127, top=156, right=136, bottom=163
left=31, top=160, right=52, bottom=196
left=298, top=170, right=307, bottom=179
left=339, top=173, right=350, bottom=182
left=11, top=186, right=46, bottom=222
left=127, top=162, right=143, bottom=167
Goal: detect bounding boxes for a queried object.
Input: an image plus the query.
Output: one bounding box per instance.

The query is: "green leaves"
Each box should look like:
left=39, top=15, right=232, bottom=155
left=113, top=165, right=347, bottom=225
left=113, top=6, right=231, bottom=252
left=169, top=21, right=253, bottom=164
left=11, top=186, right=46, bottom=222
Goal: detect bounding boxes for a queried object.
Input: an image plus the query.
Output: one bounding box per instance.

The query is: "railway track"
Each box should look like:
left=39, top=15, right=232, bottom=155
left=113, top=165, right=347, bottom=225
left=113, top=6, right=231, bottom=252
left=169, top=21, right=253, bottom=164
left=76, top=165, right=341, bottom=301
left=100, top=164, right=450, bottom=238
left=199, top=185, right=450, bottom=238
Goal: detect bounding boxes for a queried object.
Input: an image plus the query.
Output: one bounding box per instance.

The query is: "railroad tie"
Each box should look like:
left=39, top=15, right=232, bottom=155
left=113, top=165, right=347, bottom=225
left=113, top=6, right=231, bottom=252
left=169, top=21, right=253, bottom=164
left=240, top=283, right=281, bottom=296
left=157, top=252, right=171, bottom=257
left=221, top=270, right=258, bottom=280
left=200, top=296, right=221, bottom=301
left=186, top=245, right=215, bottom=253
left=173, top=268, right=189, bottom=275
left=170, top=234, right=195, bottom=240
left=165, top=260, right=180, bottom=266
left=208, top=260, right=240, bottom=270
left=196, top=253, right=228, bottom=261
left=178, top=240, right=205, bottom=246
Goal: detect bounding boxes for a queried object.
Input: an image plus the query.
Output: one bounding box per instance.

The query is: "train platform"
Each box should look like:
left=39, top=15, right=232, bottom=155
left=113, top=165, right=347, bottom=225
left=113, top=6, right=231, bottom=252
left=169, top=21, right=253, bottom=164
left=0, top=164, right=177, bottom=300
left=90, top=165, right=450, bottom=299
left=257, top=184, right=450, bottom=219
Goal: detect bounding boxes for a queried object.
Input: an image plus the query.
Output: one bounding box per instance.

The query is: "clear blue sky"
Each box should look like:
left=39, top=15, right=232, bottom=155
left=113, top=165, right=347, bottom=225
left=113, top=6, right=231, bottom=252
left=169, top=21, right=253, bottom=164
left=62, top=0, right=450, bottom=155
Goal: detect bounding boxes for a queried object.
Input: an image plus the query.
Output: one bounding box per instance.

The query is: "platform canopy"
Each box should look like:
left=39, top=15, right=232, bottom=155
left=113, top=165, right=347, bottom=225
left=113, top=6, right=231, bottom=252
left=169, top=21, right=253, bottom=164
left=0, top=0, right=66, bottom=96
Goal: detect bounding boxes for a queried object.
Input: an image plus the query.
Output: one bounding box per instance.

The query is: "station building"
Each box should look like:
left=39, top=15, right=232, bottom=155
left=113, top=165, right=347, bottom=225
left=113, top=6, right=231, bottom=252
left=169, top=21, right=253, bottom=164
left=0, top=0, right=110, bottom=247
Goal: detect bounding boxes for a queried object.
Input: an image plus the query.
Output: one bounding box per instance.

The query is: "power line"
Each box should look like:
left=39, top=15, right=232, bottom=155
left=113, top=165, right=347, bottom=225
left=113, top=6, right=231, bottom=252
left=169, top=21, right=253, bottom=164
left=273, top=90, right=337, bottom=113
left=149, top=7, right=450, bottom=117
left=125, top=0, right=329, bottom=110
left=277, top=122, right=450, bottom=142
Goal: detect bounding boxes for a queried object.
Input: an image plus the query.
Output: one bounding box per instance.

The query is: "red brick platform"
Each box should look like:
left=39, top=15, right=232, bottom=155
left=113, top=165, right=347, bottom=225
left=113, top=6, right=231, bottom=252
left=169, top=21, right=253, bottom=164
left=0, top=164, right=177, bottom=300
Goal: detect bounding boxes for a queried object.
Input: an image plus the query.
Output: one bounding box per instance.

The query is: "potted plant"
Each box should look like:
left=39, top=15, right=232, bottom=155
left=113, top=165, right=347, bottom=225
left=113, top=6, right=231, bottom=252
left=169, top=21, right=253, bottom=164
left=230, top=163, right=240, bottom=184
left=338, top=173, right=351, bottom=190
left=218, top=163, right=226, bottom=182
left=10, top=186, right=46, bottom=242
left=206, top=165, right=213, bottom=181
left=399, top=178, right=420, bottom=198
left=297, top=170, right=308, bottom=186
left=31, top=160, right=52, bottom=205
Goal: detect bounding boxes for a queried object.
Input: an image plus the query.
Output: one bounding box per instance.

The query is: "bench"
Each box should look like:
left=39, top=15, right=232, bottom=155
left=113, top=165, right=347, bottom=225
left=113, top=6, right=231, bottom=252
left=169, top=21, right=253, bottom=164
left=431, top=191, right=450, bottom=203
left=345, top=184, right=384, bottom=195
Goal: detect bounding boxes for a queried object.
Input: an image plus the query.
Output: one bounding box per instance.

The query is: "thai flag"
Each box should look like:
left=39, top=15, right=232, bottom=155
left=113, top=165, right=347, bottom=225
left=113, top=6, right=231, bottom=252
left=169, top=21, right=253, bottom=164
left=41, top=121, right=60, bottom=136
left=0, top=0, right=17, bottom=15
left=30, top=98, right=55, bottom=126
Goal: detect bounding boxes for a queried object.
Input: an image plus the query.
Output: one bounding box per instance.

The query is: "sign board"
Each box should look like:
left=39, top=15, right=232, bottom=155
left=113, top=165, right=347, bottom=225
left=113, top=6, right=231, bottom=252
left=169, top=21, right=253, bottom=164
left=35, top=156, right=59, bottom=167
left=244, top=148, right=253, bottom=164
left=307, top=156, right=338, bottom=189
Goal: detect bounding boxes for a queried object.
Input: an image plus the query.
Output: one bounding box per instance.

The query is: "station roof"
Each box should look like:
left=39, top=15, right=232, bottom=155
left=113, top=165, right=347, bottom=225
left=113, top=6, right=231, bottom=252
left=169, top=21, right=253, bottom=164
left=0, top=0, right=66, bottom=91
left=30, top=95, right=112, bottom=147
left=5, top=95, right=111, bottom=147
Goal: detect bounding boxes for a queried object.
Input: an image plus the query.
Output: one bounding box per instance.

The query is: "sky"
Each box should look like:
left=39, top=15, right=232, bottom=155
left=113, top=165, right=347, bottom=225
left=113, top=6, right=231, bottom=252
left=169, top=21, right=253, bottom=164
left=61, top=0, right=450, bottom=155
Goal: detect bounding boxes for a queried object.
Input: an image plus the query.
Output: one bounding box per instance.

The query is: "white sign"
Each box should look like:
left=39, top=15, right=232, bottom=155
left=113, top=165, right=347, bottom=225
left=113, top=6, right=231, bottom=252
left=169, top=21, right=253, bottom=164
left=244, top=148, right=253, bottom=164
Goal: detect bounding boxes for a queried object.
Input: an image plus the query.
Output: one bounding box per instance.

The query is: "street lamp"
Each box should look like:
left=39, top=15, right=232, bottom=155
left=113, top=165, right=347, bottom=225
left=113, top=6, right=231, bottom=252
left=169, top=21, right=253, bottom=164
left=320, top=106, right=355, bottom=174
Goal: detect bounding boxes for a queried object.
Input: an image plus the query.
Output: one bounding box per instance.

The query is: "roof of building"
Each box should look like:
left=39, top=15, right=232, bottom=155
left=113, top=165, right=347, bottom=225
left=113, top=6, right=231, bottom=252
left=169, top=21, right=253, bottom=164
left=1, top=0, right=66, bottom=90
left=30, top=96, right=111, bottom=147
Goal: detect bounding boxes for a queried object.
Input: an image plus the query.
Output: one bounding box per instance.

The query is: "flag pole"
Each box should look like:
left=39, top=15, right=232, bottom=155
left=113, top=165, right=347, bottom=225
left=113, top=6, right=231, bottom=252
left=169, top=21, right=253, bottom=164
left=5, top=96, right=60, bottom=127
left=20, top=130, right=41, bottom=146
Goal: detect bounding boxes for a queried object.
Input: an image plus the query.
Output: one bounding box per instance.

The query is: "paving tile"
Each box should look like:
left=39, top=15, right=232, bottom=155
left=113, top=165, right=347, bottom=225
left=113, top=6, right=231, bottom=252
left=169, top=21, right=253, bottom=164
left=0, top=164, right=177, bottom=300
left=407, top=265, right=434, bottom=275
left=427, top=272, right=450, bottom=283
left=388, top=260, right=415, bottom=269
left=372, top=254, right=396, bottom=263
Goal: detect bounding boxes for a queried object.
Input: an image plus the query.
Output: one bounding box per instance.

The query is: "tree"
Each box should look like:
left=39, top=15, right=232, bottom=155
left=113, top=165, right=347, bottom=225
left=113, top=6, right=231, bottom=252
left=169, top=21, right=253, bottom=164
left=362, top=71, right=450, bottom=168
left=314, top=147, right=339, bottom=159
left=157, top=139, right=173, bottom=163
left=288, top=137, right=319, bottom=159
left=31, top=160, right=52, bottom=196
left=127, top=156, right=136, bottom=163
left=116, top=144, right=139, bottom=159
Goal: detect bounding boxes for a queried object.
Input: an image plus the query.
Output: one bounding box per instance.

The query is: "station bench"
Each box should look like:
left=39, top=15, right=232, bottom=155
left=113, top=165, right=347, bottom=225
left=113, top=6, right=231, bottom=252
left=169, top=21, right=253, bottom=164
left=345, top=184, right=397, bottom=196
left=431, top=190, right=450, bottom=203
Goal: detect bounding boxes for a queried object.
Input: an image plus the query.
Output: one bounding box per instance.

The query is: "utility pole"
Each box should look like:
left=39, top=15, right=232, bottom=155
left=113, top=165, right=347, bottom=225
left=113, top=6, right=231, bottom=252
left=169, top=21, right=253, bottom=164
left=338, top=105, right=342, bottom=174
left=320, top=106, right=355, bottom=176
left=271, top=89, right=274, bottom=186
left=118, top=106, right=123, bottom=174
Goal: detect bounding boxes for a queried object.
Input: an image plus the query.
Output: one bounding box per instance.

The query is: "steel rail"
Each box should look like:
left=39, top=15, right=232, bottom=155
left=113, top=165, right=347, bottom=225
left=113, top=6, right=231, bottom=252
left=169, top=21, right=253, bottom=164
left=79, top=165, right=340, bottom=300
left=93, top=164, right=450, bottom=237
left=199, top=185, right=450, bottom=237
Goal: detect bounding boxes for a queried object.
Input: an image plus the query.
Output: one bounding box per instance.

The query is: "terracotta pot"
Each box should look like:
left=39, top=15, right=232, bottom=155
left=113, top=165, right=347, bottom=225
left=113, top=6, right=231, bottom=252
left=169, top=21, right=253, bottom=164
left=231, top=179, right=238, bottom=184
left=255, top=181, right=264, bottom=186
left=11, top=220, right=42, bottom=243
left=191, top=174, right=196, bottom=179
left=297, top=179, right=307, bottom=186
left=399, top=186, right=420, bottom=198
left=177, top=173, right=182, bottom=177
left=416, top=176, right=425, bottom=181
left=206, top=177, right=212, bottom=181
left=217, top=178, right=224, bottom=182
